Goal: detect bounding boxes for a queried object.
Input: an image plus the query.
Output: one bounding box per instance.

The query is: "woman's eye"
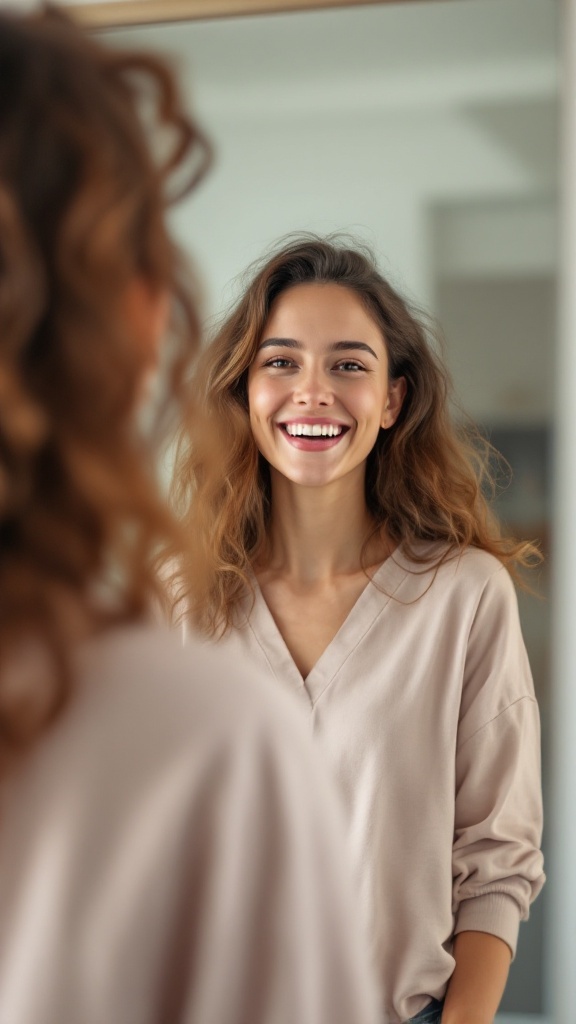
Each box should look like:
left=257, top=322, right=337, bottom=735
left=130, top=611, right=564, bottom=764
left=264, top=357, right=294, bottom=369
left=335, top=360, right=365, bottom=373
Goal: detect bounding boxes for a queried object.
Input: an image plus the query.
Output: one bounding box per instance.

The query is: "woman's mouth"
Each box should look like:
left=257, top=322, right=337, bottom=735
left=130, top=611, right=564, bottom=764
left=278, top=421, right=349, bottom=450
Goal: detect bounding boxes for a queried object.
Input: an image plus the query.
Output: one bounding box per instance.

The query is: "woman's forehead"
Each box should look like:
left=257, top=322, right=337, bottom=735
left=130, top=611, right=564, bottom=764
left=263, top=281, right=384, bottom=341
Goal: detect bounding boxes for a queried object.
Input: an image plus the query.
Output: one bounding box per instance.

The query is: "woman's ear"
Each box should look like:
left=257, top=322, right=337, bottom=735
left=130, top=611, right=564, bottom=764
left=381, top=376, right=407, bottom=429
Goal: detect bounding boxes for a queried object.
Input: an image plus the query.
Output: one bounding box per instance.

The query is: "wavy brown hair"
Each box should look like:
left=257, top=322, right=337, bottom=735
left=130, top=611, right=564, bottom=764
left=0, top=5, right=211, bottom=768
left=171, top=235, right=540, bottom=635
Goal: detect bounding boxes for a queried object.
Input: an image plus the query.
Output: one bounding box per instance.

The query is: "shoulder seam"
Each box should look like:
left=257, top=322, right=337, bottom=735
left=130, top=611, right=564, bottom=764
left=458, top=694, right=538, bottom=752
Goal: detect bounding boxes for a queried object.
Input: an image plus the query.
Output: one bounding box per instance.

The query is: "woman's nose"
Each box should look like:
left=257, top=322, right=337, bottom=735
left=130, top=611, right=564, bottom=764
left=293, top=368, right=334, bottom=406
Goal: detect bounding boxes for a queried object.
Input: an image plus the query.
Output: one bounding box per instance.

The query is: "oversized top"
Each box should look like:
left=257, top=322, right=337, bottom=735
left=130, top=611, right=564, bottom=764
left=216, top=543, right=546, bottom=1023
left=0, top=623, right=380, bottom=1024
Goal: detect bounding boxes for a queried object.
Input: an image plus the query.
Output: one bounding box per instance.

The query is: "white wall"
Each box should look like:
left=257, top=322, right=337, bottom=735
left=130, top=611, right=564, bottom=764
left=106, top=0, right=558, bottom=427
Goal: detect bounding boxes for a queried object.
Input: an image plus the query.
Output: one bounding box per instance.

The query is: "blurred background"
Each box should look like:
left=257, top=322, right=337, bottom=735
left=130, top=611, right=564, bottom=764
left=53, top=0, right=564, bottom=1020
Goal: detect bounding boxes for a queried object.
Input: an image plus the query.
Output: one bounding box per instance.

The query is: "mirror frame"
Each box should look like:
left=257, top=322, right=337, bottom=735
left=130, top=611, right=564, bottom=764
left=69, top=0, right=431, bottom=30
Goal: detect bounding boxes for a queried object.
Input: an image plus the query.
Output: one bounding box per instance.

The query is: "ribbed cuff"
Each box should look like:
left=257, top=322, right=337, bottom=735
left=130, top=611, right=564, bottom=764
left=454, top=893, right=521, bottom=958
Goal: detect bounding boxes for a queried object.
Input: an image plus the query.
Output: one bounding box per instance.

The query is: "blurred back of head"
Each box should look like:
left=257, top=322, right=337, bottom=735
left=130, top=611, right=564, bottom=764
left=0, top=4, right=210, bottom=767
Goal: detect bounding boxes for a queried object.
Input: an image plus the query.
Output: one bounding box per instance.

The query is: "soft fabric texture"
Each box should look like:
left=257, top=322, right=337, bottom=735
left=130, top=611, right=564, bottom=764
left=0, top=623, right=381, bottom=1024
left=213, top=543, right=545, bottom=1023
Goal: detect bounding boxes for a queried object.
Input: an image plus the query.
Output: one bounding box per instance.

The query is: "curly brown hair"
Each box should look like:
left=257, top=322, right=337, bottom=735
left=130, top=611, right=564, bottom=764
left=0, top=5, right=210, bottom=767
left=171, top=235, right=540, bottom=635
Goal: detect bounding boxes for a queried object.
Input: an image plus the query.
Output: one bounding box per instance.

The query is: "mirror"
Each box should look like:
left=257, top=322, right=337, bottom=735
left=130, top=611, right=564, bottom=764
left=81, top=0, right=558, bottom=1019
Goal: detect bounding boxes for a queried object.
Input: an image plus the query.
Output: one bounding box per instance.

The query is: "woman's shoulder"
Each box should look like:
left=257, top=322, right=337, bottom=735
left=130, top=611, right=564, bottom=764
left=77, top=621, right=300, bottom=741
left=400, top=540, right=514, bottom=598
left=3, top=621, right=316, bottom=863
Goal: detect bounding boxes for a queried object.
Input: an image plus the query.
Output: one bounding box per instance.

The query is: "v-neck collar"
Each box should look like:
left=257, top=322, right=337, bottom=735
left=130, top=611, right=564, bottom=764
left=246, top=549, right=411, bottom=708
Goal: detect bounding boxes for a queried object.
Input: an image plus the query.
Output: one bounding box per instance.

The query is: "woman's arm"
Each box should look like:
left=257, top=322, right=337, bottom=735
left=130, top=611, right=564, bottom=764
left=442, top=931, right=512, bottom=1024
left=451, top=567, right=544, bottom=1001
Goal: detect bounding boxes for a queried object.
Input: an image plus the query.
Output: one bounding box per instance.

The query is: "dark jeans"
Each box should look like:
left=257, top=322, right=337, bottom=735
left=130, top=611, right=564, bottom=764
left=406, top=997, right=444, bottom=1023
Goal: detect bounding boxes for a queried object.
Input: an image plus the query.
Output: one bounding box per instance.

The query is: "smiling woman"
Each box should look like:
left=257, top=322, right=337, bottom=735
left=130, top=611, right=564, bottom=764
left=169, top=234, right=546, bottom=1024
left=171, top=236, right=539, bottom=630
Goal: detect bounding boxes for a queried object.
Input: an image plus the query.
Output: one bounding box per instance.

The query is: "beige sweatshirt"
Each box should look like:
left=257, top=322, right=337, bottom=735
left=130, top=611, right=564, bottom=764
left=215, top=543, right=545, bottom=1023
left=0, top=623, right=381, bottom=1024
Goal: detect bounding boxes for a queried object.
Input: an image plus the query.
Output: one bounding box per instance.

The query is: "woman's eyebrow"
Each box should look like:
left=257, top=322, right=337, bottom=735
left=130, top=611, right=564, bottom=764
left=258, top=337, right=301, bottom=350
left=258, top=338, right=379, bottom=359
left=331, top=340, right=379, bottom=359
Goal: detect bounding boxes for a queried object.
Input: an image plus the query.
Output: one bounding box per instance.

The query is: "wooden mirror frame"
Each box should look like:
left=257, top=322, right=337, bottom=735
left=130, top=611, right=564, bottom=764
left=69, top=0, right=434, bottom=30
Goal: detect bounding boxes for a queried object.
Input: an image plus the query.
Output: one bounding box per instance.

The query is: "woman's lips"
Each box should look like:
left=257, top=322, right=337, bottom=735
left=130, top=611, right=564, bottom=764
left=277, top=422, right=349, bottom=451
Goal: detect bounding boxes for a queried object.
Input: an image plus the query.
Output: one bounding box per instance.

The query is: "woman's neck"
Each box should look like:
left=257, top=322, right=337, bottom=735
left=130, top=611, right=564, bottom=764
left=260, top=469, right=390, bottom=586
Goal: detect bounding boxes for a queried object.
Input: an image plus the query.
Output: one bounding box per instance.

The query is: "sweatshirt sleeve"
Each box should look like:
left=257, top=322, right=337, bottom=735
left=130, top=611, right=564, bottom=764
left=451, top=566, right=545, bottom=957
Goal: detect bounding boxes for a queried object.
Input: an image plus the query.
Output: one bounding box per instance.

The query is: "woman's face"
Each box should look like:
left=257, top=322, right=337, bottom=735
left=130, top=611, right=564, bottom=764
left=247, top=282, right=405, bottom=490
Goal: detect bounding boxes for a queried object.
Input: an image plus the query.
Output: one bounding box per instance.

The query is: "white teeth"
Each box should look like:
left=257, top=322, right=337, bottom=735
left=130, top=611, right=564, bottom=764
left=284, top=423, right=343, bottom=438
